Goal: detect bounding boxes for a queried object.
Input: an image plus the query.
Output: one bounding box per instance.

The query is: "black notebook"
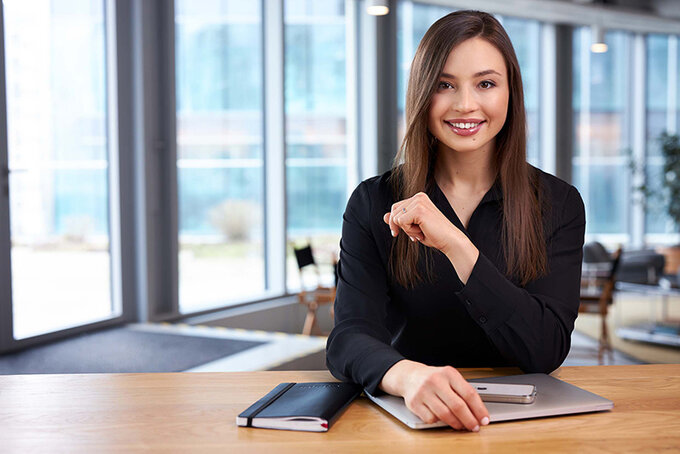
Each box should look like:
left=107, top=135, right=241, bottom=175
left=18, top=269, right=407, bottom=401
left=236, top=382, right=362, bottom=432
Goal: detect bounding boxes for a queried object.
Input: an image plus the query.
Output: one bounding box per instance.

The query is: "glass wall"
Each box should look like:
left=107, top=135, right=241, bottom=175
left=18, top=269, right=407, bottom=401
left=645, top=34, right=680, bottom=240
left=397, top=4, right=542, bottom=166
left=284, top=0, right=348, bottom=290
left=572, top=28, right=632, bottom=238
left=502, top=17, right=541, bottom=165
left=175, top=0, right=265, bottom=311
left=4, top=0, right=115, bottom=339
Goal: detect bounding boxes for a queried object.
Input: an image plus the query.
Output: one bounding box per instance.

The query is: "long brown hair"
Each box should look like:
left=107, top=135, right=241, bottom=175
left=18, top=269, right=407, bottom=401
left=390, top=10, right=547, bottom=288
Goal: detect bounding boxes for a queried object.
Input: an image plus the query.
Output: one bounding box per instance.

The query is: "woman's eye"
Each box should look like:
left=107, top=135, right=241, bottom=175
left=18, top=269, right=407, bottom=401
left=438, top=81, right=453, bottom=90
left=479, top=80, right=496, bottom=89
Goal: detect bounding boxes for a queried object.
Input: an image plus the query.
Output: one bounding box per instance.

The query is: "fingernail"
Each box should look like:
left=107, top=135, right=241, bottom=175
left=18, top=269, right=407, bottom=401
left=481, top=416, right=489, bottom=426
left=409, top=236, right=414, bottom=242
left=390, top=230, right=395, bottom=237
left=472, top=425, right=479, bottom=432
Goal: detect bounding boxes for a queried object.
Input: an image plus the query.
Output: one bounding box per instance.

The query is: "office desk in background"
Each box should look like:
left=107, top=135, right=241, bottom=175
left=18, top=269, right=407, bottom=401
left=0, top=365, right=679, bottom=452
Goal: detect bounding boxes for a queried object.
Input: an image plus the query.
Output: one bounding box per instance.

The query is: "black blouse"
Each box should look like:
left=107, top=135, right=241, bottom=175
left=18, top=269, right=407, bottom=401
left=325, top=167, right=586, bottom=395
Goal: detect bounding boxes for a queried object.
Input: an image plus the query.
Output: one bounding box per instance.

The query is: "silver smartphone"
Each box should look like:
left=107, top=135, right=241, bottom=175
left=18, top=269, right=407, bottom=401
left=470, top=382, right=537, bottom=404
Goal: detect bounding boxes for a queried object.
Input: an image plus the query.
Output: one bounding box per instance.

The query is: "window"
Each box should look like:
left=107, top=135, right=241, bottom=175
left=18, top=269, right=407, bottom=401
left=4, top=0, right=116, bottom=339
left=501, top=17, right=541, bottom=166
left=284, top=0, right=348, bottom=290
left=572, top=28, right=632, bottom=239
left=645, top=34, right=679, bottom=242
left=175, top=0, right=265, bottom=311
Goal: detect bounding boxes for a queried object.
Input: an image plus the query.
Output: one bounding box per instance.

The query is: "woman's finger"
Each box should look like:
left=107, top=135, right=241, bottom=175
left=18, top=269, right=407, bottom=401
left=435, top=387, right=480, bottom=432
left=424, top=397, right=465, bottom=430
left=387, top=201, right=409, bottom=236
left=411, top=403, right=438, bottom=425
left=393, top=202, right=425, bottom=240
left=446, top=369, right=490, bottom=426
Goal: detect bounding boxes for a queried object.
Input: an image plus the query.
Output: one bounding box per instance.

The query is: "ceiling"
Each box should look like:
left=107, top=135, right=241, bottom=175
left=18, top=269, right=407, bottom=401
left=560, top=0, right=680, bottom=19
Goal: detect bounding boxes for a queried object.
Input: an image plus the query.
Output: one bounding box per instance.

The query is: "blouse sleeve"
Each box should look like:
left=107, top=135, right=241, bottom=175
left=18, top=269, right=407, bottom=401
left=325, top=181, right=405, bottom=394
left=455, top=185, right=586, bottom=373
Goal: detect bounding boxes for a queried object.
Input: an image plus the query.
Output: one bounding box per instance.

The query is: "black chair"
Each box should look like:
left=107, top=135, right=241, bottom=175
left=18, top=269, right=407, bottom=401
left=580, top=242, right=623, bottom=364
left=291, top=243, right=336, bottom=336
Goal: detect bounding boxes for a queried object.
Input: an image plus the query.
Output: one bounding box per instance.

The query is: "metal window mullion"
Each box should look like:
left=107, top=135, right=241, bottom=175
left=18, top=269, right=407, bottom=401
left=359, top=1, right=378, bottom=180
left=0, top=0, right=14, bottom=352
left=579, top=27, right=591, bottom=235
left=161, top=0, right=179, bottom=319
left=130, top=0, right=163, bottom=322
left=127, top=0, right=180, bottom=322
left=631, top=33, right=646, bottom=248
left=668, top=35, right=679, bottom=242
left=668, top=35, right=678, bottom=135
left=114, top=0, right=139, bottom=323
left=540, top=23, right=556, bottom=174
left=263, top=0, right=285, bottom=294
left=105, top=0, right=123, bottom=317
left=345, top=0, right=359, bottom=194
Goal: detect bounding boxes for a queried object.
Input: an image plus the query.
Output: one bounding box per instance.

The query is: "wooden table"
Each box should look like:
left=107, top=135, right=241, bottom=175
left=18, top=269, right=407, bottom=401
left=1, top=365, right=679, bottom=452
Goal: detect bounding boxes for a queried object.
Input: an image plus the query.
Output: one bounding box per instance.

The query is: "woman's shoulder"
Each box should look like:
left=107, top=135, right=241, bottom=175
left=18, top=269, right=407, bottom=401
left=352, top=169, right=396, bottom=203
left=531, top=165, right=583, bottom=207
left=345, top=169, right=396, bottom=221
left=530, top=166, right=585, bottom=230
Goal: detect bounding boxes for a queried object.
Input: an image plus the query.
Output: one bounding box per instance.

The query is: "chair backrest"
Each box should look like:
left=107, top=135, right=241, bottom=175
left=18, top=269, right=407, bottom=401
left=584, top=241, right=612, bottom=263
left=291, top=243, right=321, bottom=290
left=293, top=244, right=316, bottom=270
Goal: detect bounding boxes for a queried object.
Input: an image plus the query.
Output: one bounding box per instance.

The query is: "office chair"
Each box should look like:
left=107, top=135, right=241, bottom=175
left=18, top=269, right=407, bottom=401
left=579, top=243, right=623, bottom=364
left=291, top=242, right=336, bottom=336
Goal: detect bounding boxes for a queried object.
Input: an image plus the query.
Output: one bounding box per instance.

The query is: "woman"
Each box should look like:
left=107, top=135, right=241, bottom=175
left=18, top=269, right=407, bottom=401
left=326, top=10, right=585, bottom=432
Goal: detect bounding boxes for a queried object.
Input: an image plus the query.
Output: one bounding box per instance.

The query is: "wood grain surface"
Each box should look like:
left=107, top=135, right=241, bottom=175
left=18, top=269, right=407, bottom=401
left=0, top=365, right=678, bottom=453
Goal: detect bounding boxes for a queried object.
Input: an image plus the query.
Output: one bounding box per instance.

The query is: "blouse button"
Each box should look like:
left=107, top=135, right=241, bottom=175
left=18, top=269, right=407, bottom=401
left=465, top=299, right=472, bottom=306
left=479, top=316, right=487, bottom=324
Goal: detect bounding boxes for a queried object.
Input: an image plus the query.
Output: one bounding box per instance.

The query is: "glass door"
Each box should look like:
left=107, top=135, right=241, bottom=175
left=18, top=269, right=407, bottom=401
left=3, top=0, right=119, bottom=340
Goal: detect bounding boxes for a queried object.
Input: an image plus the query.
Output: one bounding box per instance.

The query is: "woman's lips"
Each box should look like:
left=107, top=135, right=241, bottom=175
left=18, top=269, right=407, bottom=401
left=445, top=120, right=485, bottom=136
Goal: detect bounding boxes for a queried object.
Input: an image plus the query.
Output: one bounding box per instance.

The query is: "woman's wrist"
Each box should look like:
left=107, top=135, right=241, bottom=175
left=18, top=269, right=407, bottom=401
left=442, top=228, right=479, bottom=284
left=379, top=359, right=419, bottom=396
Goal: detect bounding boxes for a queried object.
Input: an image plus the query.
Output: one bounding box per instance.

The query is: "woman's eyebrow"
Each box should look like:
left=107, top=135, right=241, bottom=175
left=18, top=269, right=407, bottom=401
left=440, top=69, right=502, bottom=79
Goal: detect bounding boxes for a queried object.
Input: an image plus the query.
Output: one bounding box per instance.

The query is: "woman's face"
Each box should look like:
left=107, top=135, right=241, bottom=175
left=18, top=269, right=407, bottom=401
left=427, top=37, right=510, bottom=157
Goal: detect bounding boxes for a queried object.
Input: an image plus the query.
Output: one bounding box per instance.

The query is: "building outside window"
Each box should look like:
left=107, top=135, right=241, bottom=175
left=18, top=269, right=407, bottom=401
left=284, top=0, right=349, bottom=291
left=175, top=0, right=265, bottom=312
left=4, top=0, right=115, bottom=339
left=572, top=28, right=632, bottom=241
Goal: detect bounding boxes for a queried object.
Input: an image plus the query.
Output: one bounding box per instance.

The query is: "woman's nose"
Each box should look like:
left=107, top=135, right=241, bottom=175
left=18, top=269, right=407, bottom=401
left=453, top=86, right=477, bottom=112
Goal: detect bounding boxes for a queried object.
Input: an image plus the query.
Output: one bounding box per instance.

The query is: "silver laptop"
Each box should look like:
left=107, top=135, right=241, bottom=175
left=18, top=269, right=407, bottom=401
left=365, top=373, right=613, bottom=429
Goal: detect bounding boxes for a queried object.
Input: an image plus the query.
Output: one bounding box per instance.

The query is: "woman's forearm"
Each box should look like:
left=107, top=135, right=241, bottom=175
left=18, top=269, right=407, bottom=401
left=441, top=229, right=480, bottom=285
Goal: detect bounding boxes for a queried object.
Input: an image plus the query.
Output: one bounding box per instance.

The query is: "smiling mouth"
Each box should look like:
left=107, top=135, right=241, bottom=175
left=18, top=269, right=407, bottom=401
left=444, top=120, right=485, bottom=136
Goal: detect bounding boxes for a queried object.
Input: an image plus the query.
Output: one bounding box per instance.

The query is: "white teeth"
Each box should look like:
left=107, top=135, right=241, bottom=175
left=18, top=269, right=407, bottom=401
left=449, top=122, right=480, bottom=129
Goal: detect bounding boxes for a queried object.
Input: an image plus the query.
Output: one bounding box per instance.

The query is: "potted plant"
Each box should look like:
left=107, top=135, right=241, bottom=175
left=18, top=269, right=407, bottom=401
left=633, top=132, right=680, bottom=275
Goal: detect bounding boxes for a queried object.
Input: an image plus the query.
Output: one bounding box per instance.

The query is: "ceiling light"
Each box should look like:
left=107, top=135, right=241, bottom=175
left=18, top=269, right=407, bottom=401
left=366, top=0, right=389, bottom=16
left=591, top=24, right=608, bottom=53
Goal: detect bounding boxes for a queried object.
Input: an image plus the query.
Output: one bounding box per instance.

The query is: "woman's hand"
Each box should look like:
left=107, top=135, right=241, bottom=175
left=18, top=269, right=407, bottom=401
left=380, top=359, right=490, bottom=431
left=383, top=192, right=459, bottom=255
left=384, top=192, right=479, bottom=283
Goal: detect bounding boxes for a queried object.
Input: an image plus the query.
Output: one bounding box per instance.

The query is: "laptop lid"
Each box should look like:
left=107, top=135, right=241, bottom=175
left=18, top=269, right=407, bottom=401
left=365, top=373, right=613, bottom=430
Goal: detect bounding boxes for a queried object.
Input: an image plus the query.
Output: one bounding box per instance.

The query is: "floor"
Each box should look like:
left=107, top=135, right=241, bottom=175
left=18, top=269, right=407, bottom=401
left=147, top=323, right=328, bottom=372
left=140, top=322, right=644, bottom=372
